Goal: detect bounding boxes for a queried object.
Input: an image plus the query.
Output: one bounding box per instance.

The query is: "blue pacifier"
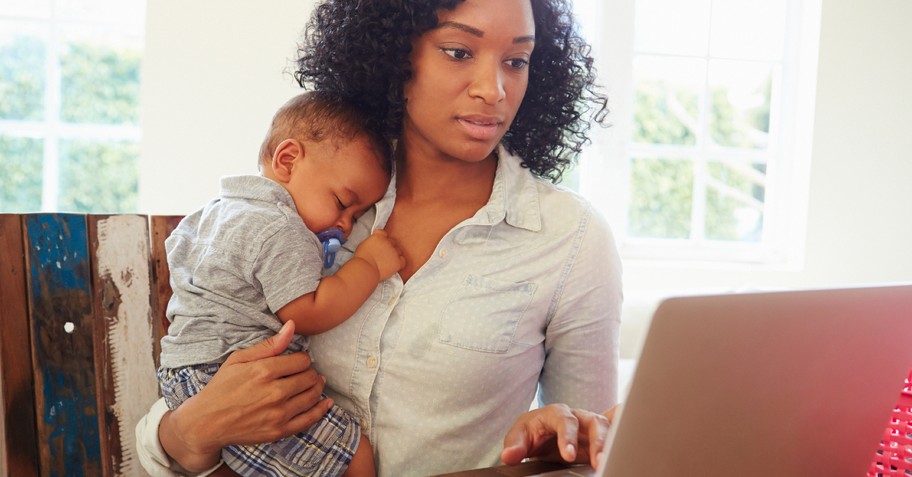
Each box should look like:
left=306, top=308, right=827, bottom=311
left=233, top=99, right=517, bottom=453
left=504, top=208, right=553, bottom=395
left=316, top=228, right=347, bottom=268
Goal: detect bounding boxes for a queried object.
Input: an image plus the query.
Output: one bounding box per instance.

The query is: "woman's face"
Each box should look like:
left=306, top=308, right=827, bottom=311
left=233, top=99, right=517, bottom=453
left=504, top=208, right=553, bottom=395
left=402, top=0, right=535, bottom=163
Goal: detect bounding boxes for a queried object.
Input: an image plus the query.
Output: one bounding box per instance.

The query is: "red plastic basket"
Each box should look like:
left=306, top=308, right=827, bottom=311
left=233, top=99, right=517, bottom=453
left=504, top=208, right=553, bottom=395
left=867, top=370, right=912, bottom=476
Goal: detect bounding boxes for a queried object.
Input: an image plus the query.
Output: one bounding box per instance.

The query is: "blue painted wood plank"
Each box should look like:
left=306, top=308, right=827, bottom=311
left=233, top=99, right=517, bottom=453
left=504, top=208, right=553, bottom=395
left=23, top=213, right=102, bottom=477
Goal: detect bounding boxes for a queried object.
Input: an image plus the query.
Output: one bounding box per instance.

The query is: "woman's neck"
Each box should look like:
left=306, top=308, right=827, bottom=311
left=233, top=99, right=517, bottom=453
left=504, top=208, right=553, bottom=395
left=394, top=145, right=498, bottom=205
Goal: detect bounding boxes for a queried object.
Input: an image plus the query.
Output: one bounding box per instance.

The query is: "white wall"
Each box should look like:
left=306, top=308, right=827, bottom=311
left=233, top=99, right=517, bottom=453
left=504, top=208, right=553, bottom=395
left=139, top=0, right=314, bottom=213
left=140, top=0, right=912, bottom=357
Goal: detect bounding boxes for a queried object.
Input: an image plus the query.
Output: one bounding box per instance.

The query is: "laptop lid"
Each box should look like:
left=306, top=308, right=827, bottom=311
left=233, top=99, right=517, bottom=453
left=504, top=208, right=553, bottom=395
left=599, top=284, right=912, bottom=477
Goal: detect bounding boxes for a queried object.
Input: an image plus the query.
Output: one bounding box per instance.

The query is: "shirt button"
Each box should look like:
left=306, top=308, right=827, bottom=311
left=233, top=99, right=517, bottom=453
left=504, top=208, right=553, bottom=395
left=366, top=356, right=378, bottom=368
left=438, top=248, right=448, bottom=258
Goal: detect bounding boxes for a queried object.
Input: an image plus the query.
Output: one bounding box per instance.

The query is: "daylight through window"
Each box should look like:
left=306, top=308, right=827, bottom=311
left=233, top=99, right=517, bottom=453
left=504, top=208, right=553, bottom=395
left=0, top=0, right=146, bottom=213
left=571, top=0, right=821, bottom=266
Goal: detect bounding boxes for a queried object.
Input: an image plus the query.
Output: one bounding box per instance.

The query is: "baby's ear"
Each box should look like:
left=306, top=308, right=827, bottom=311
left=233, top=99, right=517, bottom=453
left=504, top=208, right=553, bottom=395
left=271, top=139, right=303, bottom=182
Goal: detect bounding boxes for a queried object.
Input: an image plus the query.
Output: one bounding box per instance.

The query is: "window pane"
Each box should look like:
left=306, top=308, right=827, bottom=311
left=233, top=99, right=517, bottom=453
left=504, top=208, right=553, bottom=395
left=629, top=157, right=693, bottom=239
left=710, top=0, right=787, bottom=61
left=634, top=0, right=711, bottom=56
left=705, top=161, right=765, bottom=242
left=0, top=30, right=45, bottom=120
left=709, top=60, right=773, bottom=150
left=0, top=135, right=43, bottom=212
left=57, top=0, right=146, bottom=31
left=58, top=139, right=139, bottom=213
left=0, top=0, right=51, bottom=18
left=60, top=39, right=142, bottom=125
left=633, top=56, right=703, bottom=145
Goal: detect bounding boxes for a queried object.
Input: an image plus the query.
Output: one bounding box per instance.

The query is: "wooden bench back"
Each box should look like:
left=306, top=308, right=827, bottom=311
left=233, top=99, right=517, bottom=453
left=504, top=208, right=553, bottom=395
left=0, top=213, right=181, bottom=477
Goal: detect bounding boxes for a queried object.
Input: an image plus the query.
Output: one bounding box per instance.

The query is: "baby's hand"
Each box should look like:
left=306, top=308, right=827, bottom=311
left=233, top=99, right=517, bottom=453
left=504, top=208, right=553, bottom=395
left=354, top=230, right=405, bottom=280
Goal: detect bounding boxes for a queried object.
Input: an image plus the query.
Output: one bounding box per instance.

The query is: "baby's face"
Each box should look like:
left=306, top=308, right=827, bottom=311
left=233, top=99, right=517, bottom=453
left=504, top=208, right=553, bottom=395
left=287, top=135, right=389, bottom=237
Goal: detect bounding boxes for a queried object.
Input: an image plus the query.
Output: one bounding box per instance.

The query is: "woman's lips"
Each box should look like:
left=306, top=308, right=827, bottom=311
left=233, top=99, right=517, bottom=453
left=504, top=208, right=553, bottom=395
left=457, top=116, right=502, bottom=141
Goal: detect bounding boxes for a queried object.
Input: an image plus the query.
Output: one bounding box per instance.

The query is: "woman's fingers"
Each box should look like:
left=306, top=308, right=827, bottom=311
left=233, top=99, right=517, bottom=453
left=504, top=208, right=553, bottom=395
left=250, top=352, right=315, bottom=381
left=224, top=320, right=295, bottom=365
left=501, top=404, right=618, bottom=468
left=282, top=372, right=327, bottom=415
left=501, top=404, right=579, bottom=465
left=573, top=408, right=611, bottom=468
left=551, top=405, right=581, bottom=463
left=285, top=393, right=334, bottom=435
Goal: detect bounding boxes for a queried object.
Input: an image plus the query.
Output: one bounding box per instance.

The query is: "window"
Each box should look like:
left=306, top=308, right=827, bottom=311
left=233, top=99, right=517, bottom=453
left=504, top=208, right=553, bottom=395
left=571, top=0, right=821, bottom=266
left=0, top=0, right=145, bottom=213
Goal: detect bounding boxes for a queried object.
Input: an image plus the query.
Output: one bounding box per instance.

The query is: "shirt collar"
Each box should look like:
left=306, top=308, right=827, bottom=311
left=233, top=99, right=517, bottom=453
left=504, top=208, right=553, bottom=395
left=484, top=144, right=542, bottom=231
left=219, top=175, right=296, bottom=209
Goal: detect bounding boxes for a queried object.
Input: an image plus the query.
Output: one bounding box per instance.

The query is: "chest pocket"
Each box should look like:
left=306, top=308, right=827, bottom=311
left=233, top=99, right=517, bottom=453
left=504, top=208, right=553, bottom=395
left=438, top=274, right=537, bottom=353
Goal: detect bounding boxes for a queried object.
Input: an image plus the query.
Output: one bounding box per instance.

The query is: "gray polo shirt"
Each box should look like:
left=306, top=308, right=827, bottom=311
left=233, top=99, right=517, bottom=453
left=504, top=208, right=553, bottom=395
left=159, top=175, right=322, bottom=369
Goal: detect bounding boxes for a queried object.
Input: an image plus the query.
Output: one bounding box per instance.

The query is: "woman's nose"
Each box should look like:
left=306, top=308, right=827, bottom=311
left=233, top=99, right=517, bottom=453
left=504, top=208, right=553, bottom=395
left=468, top=62, right=506, bottom=105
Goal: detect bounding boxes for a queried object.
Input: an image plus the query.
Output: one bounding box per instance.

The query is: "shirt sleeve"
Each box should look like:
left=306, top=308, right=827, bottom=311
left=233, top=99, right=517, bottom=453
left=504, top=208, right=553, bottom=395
left=254, top=221, right=323, bottom=313
left=538, top=204, right=623, bottom=412
left=135, top=398, right=224, bottom=477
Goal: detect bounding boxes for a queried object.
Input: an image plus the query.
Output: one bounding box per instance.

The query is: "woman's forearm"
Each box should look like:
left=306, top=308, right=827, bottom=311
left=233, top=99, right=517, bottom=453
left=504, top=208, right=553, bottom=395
left=147, top=322, right=330, bottom=473
left=159, top=405, right=224, bottom=473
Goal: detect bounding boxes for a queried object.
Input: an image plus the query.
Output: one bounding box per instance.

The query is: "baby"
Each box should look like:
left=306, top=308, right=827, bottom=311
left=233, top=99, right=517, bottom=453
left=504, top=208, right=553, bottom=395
left=157, top=91, right=403, bottom=476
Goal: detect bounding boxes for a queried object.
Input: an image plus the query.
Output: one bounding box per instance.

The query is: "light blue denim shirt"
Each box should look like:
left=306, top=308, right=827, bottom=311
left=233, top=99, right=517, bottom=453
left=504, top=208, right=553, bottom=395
left=309, top=145, right=623, bottom=476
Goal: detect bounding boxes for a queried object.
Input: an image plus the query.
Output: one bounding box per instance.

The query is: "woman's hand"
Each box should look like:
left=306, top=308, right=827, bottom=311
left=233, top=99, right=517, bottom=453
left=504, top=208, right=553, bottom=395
left=501, top=403, right=619, bottom=469
left=159, top=321, right=333, bottom=472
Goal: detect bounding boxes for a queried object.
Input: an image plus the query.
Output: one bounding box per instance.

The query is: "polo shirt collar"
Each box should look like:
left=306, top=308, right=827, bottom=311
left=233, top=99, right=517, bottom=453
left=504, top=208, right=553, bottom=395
left=220, top=175, right=296, bottom=209
left=483, top=144, right=542, bottom=232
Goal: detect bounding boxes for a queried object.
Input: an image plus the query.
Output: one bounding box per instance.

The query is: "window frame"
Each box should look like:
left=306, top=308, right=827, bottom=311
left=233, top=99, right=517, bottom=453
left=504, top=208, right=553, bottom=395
left=0, top=1, right=144, bottom=213
left=572, top=0, right=822, bottom=269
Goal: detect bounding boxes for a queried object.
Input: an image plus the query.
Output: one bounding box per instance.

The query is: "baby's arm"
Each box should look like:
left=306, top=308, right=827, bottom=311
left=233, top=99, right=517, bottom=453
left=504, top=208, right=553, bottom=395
left=276, top=230, right=404, bottom=334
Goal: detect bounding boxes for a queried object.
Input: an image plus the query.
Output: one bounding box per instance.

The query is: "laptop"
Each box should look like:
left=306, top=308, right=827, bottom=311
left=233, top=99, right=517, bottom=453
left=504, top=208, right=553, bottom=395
left=437, top=284, right=912, bottom=477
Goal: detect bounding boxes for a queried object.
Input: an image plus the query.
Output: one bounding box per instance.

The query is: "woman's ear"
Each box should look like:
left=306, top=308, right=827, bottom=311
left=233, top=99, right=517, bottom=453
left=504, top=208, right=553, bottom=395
left=270, top=139, right=303, bottom=183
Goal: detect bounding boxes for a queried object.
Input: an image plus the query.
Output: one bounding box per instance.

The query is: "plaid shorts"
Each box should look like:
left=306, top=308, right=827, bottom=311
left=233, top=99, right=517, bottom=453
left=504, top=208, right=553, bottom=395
left=158, top=364, right=361, bottom=477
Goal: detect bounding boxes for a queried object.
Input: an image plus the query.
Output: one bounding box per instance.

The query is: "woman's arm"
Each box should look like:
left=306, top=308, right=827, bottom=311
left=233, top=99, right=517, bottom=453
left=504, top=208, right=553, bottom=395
left=539, top=205, right=623, bottom=410
left=502, top=204, right=623, bottom=468
left=136, top=322, right=333, bottom=474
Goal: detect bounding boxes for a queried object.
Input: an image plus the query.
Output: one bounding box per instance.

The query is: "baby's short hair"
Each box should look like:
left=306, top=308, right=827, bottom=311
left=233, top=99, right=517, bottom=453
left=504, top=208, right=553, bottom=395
left=259, top=91, right=392, bottom=174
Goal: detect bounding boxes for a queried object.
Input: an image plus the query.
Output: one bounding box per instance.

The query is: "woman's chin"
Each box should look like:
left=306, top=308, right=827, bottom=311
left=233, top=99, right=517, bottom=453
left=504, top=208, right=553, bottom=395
left=447, top=142, right=500, bottom=164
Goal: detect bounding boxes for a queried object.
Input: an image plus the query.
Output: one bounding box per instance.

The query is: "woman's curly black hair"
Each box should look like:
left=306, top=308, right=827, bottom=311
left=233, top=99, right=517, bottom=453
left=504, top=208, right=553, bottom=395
left=295, top=0, right=608, bottom=183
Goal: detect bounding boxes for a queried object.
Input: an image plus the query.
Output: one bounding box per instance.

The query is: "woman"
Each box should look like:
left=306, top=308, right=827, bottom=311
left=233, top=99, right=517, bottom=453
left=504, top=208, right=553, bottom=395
left=137, top=0, right=621, bottom=475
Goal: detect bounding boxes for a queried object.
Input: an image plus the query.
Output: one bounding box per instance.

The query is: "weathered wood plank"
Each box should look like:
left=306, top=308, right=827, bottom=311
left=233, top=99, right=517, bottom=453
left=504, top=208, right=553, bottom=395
left=23, top=213, right=102, bottom=477
left=0, top=214, right=40, bottom=477
left=149, top=215, right=182, bottom=370
left=88, top=215, right=159, bottom=477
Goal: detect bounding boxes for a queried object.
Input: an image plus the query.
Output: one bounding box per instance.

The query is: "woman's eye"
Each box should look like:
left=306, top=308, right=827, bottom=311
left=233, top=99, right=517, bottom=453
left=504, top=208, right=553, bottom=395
left=506, top=58, right=530, bottom=70
left=442, top=48, right=472, bottom=60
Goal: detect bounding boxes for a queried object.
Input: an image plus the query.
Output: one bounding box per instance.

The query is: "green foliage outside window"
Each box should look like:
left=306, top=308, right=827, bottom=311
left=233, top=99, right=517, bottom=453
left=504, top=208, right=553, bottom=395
left=0, top=36, right=45, bottom=121
left=629, top=157, right=693, bottom=239
left=58, top=139, right=139, bottom=213
left=633, top=81, right=697, bottom=146
left=0, top=136, right=43, bottom=212
left=629, top=78, right=770, bottom=242
left=710, top=88, right=738, bottom=148
left=711, top=77, right=771, bottom=150
left=0, top=35, right=141, bottom=213
left=705, top=162, right=766, bottom=242
left=61, top=41, right=142, bottom=125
